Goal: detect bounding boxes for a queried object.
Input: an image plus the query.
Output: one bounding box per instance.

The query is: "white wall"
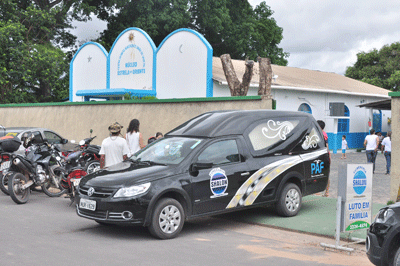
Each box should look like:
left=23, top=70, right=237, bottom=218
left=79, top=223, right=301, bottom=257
left=156, top=29, right=211, bottom=99
left=109, top=28, right=154, bottom=91
left=71, top=43, right=107, bottom=102
left=213, top=81, right=391, bottom=134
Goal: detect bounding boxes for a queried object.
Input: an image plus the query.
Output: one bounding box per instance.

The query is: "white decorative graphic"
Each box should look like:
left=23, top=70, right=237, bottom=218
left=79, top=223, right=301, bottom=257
left=262, top=120, right=294, bottom=140
left=301, top=134, right=320, bottom=150
left=226, top=149, right=328, bottom=209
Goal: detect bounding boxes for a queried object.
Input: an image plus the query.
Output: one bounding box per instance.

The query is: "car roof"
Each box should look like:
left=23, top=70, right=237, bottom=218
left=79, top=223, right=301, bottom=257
left=2, top=127, right=41, bottom=132
left=0, top=127, right=56, bottom=137
left=166, top=110, right=314, bottom=138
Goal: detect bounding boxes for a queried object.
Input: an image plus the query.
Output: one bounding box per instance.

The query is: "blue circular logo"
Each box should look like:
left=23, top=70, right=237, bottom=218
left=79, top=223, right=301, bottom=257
left=210, top=168, right=228, bottom=197
left=353, top=170, right=367, bottom=195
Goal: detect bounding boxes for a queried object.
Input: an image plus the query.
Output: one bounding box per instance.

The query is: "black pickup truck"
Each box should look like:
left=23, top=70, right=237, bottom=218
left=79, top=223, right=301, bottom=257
left=76, top=110, right=330, bottom=239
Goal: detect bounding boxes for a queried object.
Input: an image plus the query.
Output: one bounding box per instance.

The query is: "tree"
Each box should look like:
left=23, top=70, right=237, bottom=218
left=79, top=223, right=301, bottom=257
left=257, top=57, right=272, bottom=95
left=97, top=0, right=289, bottom=65
left=345, top=42, right=400, bottom=91
left=220, top=54, right=254, bottom=96
left=0, top=1, right=69, bottom=103
left=0, top=0, right=289, bottom=103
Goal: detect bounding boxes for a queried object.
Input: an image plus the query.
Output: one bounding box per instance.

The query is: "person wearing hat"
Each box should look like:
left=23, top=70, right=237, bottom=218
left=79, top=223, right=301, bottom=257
left=99, top=122, right=130, bottom=169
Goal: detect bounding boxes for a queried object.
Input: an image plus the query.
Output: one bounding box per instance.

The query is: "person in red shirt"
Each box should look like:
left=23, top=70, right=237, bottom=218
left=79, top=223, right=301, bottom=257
left=317, top=120, right=330, bottom=197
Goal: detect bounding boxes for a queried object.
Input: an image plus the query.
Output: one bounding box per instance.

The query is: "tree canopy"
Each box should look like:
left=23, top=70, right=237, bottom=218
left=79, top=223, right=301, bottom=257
left=0, top=0, right=108, bottom=103
left=0, top=1, right=70, bottom=103
left=0, top=0, right=289, bottom=103
left=345, top=42, right=400, bottom=91
left=97, top=0, right=289, bottom=65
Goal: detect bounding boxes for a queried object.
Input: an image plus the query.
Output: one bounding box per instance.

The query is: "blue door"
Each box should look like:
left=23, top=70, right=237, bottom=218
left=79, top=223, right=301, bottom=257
left=338, top=105, right=349, bottom=133
left=373, top=110, right=382, bottom=132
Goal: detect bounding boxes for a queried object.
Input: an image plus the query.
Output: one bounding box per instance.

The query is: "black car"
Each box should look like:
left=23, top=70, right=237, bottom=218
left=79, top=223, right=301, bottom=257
left=367, top=203, right=400, bottom=266
left=76, top=110, right=330, bottom=239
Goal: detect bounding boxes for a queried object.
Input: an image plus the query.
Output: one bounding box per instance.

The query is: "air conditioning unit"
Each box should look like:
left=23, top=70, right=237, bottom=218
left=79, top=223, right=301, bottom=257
left=329, top=102, right=345, bottom=116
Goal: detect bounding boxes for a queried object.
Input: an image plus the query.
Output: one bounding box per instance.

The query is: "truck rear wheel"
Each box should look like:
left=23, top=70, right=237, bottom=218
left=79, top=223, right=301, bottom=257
left=276, top=183, right=302, bottom=217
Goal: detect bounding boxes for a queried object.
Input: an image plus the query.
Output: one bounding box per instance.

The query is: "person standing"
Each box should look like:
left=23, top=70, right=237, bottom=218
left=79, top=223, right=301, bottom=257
left=317, top=120, right=330, bottom=197
left=364, top=128, right=379, bottom=174
left=340, top=135, right=349, bottom=159
left=125, top=119, right=145, bottom=156
left=156, top=132, right=163, bottom=139
left=377, top=132, right=384, bottom=151
left=99, top=122, right=130, bottom=169
left=381, top=131, right=392, bottom=175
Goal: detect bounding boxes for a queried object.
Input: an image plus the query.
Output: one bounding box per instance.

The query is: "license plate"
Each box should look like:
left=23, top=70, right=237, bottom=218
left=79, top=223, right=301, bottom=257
left=71, top=178, right=81, bottom=187
left=79, top=198, right=96, bottom=211
left=0, top=161, right=11, bottom=171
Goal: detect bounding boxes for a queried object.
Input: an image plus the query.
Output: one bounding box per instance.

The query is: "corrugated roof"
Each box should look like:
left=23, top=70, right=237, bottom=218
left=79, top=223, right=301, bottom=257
left=212, top=57, right=390, bottom=97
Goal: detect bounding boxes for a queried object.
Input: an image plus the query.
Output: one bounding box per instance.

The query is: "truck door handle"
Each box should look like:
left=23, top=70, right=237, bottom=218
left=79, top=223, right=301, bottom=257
left=241, top=172, right=250, bottom=176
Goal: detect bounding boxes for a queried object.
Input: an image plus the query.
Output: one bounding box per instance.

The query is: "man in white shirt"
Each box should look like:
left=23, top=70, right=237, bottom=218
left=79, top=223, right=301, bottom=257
left=381, top=131, right=392, bottom=175
left=99, top=122, right=130, bottom=169
left=364, top=128, right=379, bottom=174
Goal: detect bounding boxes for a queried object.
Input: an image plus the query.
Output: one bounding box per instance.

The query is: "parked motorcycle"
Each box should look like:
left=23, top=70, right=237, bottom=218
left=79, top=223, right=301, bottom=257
left=78, top=130, right=101, bottom=174
left=57, top=130, right=100, bottom=203
left=67, top=130, right=100, bottom=174
left=6, top=133, right=67, bottom=204
left=60, top=149, right=88, bottom=202
left=0, top=152, right=11, bottom=195
left=0, top=134, right=20, bottom=196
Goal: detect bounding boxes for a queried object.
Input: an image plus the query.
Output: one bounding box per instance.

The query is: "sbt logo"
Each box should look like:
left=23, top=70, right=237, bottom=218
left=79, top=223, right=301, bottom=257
left=311, top=160, right=324, bottom=174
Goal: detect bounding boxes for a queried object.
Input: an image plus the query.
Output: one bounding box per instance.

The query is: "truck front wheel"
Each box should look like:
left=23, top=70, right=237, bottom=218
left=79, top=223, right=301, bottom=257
left=148, top=198, right=185, bottom=239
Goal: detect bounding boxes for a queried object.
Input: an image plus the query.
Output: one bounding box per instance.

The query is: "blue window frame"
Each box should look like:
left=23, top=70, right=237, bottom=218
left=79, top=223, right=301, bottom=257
left=298, top=103, right=312, bottom=114
left=338, top=105, right=349, bottom=133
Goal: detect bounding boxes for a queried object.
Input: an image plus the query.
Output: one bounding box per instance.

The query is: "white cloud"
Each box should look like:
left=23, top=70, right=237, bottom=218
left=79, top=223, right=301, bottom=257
left=249, top=0, right=400, bottom=74
left=71, top=2, right=400, bottom=75
left=71, top=16, right=107, bottom=44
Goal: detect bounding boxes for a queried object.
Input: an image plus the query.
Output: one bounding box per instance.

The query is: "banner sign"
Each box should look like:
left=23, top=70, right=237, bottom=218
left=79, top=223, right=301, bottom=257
left=343, top=164, right=373, bottom=231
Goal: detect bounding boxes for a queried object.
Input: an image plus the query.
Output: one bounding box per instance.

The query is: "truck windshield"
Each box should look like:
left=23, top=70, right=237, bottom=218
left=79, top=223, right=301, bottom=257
left=131, top=137, right=203, bottom=165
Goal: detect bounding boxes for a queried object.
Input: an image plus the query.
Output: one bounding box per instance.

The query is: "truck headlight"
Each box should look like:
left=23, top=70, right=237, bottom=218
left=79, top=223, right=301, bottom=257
left=113, top=182, right=151, bottom=198
left=375, top=208, right=394, bottom=223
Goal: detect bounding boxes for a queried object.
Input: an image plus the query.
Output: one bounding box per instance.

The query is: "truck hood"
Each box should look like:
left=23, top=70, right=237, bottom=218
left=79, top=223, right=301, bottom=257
left=80, top=161, right=176, bottom=188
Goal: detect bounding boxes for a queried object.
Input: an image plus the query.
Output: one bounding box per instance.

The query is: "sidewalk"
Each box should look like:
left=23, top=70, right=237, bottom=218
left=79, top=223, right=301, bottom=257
left=223, top=195, right=385, bottom=240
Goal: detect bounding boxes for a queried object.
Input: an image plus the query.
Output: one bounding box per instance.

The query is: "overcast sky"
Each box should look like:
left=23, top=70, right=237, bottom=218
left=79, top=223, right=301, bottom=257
left=73, top=1, right=400, bottom=75
left=249, top=0, right=400, bottom=75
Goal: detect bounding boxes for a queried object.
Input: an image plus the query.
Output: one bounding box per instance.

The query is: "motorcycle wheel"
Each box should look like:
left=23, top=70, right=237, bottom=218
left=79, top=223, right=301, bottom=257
left=85, top=160, right=100, bottom=174
left=8, top=172, right=30, bottom=204
left=42, top=166, right=67, bottom=197
left=0, top=172, right=10, bottom=195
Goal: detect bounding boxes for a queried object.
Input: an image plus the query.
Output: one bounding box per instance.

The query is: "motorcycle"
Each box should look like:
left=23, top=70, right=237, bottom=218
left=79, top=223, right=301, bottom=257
left=6, top=133, right=67, bottom=204
left=69, top=129, right=100, bottom=174
left=79, top=135, right=101, bottom=174
left=58, top=130, right=100, bottom=203
left=0, top=134, right=21, bottom=196
left=0, top=152, right=11, bottom=195
left=60, top=149, right=88, bottom=203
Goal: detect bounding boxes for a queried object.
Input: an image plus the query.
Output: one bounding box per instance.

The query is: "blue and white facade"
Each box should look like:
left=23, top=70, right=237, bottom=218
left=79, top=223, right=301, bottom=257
left=213, top=83, right=391, bottom=151
left=69, top=27, right=391, bottom=150
left=69, top=28, right=213, bottom=101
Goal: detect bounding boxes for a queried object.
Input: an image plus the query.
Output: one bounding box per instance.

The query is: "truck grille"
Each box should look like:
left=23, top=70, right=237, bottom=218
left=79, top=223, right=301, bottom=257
left=79, top=185, right=115, bottom=198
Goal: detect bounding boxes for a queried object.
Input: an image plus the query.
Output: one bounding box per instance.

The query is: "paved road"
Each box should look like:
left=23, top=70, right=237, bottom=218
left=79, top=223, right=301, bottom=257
left=0, top=192, right=371, bottom=266
left=328, top=151, right=390, bottom=204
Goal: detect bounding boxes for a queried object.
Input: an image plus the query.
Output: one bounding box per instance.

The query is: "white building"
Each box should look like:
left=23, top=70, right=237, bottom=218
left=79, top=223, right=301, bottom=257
left=69, top=27, right=391, bottom=151
left=212, top=57, right=391, bottom=151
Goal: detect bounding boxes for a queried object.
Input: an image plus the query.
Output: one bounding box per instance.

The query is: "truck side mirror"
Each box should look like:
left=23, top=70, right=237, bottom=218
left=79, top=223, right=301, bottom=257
left=192, top=161, right=213, bottom=170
